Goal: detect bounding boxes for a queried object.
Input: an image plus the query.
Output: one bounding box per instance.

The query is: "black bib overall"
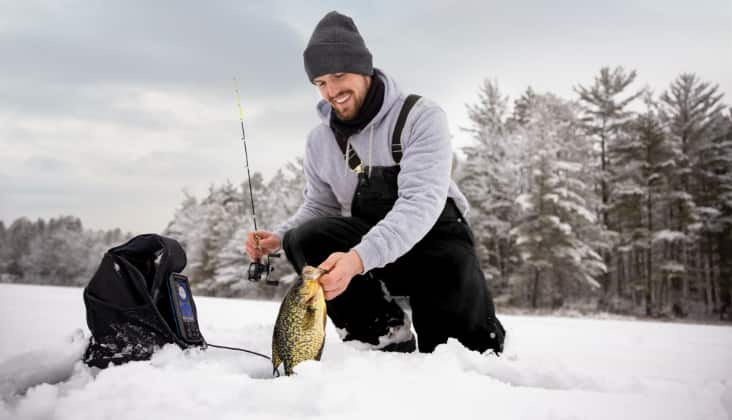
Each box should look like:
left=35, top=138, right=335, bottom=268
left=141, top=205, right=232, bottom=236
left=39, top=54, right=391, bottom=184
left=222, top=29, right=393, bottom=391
left=282, top=97, right=505, bottom=354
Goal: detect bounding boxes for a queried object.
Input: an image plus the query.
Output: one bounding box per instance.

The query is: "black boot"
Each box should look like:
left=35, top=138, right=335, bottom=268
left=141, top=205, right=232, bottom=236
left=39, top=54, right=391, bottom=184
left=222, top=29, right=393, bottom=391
left=380, top=335, right=417, bottom=353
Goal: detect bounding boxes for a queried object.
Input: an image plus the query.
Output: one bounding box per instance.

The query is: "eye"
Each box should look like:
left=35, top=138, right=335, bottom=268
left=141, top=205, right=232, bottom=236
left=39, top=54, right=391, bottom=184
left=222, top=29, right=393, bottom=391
left=333, top=73, right=344, bottom=79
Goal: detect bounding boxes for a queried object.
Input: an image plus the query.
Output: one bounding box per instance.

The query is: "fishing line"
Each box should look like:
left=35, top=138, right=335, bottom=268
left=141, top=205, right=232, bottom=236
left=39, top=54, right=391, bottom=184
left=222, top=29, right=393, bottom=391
left=206, top=342, right=271, bottom=360
left=206, top=343, right=281, bottom=376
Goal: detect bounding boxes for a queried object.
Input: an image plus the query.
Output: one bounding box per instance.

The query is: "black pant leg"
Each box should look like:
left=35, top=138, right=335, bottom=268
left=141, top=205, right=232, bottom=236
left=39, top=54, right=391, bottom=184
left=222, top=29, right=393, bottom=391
left=381, top=218, right=505, bottom=354
left=282, top=215, right=370, bottom=272
left=282, top=216, right=412, bottom=348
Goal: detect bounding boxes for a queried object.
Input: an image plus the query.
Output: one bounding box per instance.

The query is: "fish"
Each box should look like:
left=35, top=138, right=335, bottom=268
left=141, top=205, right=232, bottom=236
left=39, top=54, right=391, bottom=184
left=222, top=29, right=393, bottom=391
left=272, top=265, right=328, bottom=376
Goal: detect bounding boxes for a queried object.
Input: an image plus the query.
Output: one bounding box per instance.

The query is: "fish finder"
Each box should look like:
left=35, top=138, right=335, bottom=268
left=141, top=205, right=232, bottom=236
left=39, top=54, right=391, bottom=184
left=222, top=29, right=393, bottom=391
left=167, top=273, right=204, bottom=345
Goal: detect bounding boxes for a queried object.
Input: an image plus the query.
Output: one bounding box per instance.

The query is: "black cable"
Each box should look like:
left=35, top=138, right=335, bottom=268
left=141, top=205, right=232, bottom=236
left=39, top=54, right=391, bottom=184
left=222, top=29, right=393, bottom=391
left=206, top=342, right=271, bottom=361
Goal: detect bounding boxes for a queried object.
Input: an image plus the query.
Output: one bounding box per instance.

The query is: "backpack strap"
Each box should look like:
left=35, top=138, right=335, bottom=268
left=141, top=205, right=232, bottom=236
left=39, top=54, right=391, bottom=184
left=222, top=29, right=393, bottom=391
left=391, top=94, right=421, bottom=164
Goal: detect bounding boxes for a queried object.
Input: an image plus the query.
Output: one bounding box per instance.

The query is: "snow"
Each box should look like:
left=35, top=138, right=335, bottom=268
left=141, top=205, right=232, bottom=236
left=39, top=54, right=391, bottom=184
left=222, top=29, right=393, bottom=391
left=652, top=229, right=687, bottom=243
left=515, top=193, right=533, bottom=211
left=1, top=284, right=732, bottom=420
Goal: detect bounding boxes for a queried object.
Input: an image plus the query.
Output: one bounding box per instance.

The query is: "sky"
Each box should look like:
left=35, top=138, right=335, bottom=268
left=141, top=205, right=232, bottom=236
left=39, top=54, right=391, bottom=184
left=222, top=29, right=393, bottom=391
left=1, top=0, right=730, bottom=234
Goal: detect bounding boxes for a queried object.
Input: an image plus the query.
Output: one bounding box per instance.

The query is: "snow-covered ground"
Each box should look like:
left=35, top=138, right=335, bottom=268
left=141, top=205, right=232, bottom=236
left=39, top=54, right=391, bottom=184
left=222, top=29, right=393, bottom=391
left=1, top=283, right=731, bottom=420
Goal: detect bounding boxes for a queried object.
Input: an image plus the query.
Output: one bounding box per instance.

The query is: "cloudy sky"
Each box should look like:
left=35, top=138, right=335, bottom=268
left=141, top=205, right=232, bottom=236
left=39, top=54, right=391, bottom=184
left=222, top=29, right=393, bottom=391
left=1, top=0, right=730, bottom=233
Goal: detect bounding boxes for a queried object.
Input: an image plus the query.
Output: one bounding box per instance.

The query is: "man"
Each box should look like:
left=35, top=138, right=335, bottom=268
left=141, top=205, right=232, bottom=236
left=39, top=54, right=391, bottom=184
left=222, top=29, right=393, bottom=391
left=246, top=11, right=505, bottom=354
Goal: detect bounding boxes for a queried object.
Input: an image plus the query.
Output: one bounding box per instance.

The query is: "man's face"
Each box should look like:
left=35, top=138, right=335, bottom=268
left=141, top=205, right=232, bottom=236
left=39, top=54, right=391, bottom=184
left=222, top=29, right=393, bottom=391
left=313, top=72, right=371, bottom=120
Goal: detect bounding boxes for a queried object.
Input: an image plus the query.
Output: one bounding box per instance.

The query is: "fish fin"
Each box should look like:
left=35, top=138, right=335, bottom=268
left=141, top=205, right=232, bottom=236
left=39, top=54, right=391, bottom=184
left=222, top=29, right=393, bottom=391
left=284, top=361, right=294, bottom=376
left=315, top=338, right=325, bottom=361
left=272, top=332, right=281, bottom=374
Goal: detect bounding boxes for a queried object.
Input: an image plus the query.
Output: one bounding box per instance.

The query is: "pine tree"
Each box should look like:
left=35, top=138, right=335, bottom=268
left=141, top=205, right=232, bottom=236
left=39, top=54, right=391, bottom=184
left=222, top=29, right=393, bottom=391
left=712, top=110, right=732, bottom=318
left=611, top=98, right=677, bottom=315
left=509, top=87, right=537, bottom=128
left=659, top=74, right=726, bottom=314
left=575, top=66, right=645, bottom=301
left=460, top=79, right=520, bottom=293
left=510, top=94, right=605, bottom=308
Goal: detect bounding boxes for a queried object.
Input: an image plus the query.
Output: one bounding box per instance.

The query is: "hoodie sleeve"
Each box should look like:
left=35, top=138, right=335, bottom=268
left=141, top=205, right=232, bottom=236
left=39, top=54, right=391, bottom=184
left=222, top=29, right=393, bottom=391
left=273, top=131, right=341, bottom=241
left=352, top=102, right=452, bottom=273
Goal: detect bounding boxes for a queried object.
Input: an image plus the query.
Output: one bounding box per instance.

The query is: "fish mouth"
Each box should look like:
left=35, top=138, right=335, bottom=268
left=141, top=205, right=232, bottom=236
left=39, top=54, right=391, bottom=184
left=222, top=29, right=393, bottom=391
left=301, top=283, right=324, bottom=308
left=302, top=265, right=329, bottom=281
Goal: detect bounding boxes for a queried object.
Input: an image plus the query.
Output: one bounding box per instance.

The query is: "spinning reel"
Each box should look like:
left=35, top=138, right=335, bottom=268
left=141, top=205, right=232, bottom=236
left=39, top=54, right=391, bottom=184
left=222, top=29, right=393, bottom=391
left=248, top=251, right=281, bottom=286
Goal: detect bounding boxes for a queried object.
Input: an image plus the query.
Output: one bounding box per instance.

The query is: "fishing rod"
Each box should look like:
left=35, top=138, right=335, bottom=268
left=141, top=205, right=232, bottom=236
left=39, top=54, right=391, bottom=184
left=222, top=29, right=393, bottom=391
left=234, top=78, right=280, bottom=286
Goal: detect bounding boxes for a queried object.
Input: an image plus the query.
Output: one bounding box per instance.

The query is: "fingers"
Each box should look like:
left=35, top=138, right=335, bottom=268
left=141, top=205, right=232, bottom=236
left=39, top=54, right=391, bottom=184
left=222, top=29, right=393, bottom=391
left=245, top=231, right=281, bottom=260
left=323, top=282, right=347, bottom=301
left=245, top=242, right=263, bottom=260
left=318, top=253, right=342, bottom=272
left=318, top=252, right=352, bottom=301
left=321, top=272, right=347, bottom=300
left=259, top=234, right=281, bottom=251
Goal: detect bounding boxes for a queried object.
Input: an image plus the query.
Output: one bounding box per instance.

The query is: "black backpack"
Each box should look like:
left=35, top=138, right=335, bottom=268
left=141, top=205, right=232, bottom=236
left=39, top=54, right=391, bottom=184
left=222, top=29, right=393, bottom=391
left=83, top=234, right=204, bottom=368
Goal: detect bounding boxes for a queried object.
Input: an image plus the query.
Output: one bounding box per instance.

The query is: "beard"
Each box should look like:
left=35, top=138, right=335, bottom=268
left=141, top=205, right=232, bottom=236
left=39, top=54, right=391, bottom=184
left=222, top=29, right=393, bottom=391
left=330, top=90, right=362, bottom=121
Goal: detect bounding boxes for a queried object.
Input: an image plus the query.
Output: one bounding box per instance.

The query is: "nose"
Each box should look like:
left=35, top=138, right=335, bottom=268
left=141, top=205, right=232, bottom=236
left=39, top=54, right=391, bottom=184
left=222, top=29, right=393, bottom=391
left=326, top=83, right=339, bottom=100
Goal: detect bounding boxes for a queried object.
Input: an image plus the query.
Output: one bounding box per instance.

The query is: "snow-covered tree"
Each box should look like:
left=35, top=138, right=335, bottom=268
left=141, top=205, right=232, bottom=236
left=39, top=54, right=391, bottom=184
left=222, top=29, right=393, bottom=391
left=0, top=216, right=129, bottom=287
left=510, top=94, right=605, bottom=308
left=210, top=224, right=251, bottom=296
left=20, top=217, right=88, bottom=285
left=2, top=218, right=42, bottom=279
left=509, top=87, right=537, bottom=128
left=459, top=80, right=522, bottom=293
left=659, top=74, right=727, bottom=314
left=575, top=67, right=645, bottom=298
left=610, top=99, right=678, bottom=315
left=164, top=190, right=210, bottom=286
left=200, top=181, right=247, bottom=284
left=260, top=158, right=307, bottom=230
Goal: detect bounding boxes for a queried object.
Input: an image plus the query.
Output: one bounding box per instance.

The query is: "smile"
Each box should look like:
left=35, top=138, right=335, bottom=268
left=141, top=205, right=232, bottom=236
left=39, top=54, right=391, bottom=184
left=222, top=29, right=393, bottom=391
left=334, top=93, right=351, bottom=104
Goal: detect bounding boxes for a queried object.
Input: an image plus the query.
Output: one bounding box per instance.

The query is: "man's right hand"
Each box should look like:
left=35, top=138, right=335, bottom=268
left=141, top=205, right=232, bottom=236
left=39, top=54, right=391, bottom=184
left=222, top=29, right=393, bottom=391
left=245, top=231, right=282, bottom=261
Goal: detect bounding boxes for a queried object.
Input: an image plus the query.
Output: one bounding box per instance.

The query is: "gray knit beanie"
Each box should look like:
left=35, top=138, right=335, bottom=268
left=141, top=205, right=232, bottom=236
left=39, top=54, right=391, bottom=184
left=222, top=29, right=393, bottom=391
left=303, top=11, right=373, bottom=81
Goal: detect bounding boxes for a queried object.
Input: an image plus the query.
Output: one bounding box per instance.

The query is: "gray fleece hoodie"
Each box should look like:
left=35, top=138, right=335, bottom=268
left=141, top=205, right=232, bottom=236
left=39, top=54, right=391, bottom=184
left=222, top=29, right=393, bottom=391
left=273, top=70, right=469, bottom=273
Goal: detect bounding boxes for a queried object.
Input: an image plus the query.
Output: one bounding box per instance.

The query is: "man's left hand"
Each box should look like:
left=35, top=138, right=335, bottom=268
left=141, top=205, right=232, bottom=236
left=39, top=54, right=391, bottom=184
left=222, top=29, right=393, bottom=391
left=317, top=250, right=364, bottom=300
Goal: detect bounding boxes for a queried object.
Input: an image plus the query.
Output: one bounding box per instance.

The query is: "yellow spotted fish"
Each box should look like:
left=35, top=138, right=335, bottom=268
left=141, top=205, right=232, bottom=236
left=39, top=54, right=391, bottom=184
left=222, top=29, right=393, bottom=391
left=272, top=265, right=327, bottom=376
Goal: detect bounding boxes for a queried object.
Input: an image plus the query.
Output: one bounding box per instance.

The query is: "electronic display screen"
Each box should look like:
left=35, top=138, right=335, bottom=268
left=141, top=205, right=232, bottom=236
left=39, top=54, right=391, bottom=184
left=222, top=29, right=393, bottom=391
left=174, top=279, right=194, bottom=320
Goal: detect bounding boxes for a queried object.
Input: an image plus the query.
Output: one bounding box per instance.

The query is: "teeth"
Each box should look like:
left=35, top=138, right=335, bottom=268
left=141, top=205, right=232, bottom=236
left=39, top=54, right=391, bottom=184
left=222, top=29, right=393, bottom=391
left=334, top=94, right=350, bottom=104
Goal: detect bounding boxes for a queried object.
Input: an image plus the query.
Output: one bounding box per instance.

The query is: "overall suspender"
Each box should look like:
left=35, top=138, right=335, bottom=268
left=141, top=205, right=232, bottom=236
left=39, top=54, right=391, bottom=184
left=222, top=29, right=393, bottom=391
left=336, top=94, right=422, bottom=171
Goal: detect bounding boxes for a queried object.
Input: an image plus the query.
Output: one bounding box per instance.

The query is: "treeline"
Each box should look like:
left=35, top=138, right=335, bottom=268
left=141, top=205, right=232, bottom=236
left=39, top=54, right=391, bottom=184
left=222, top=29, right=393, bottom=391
left=2, top=67, right=730, bottom=320
left=458, top=68, right=731, bottom=319
left=0, top=216, right=131, bottom=286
